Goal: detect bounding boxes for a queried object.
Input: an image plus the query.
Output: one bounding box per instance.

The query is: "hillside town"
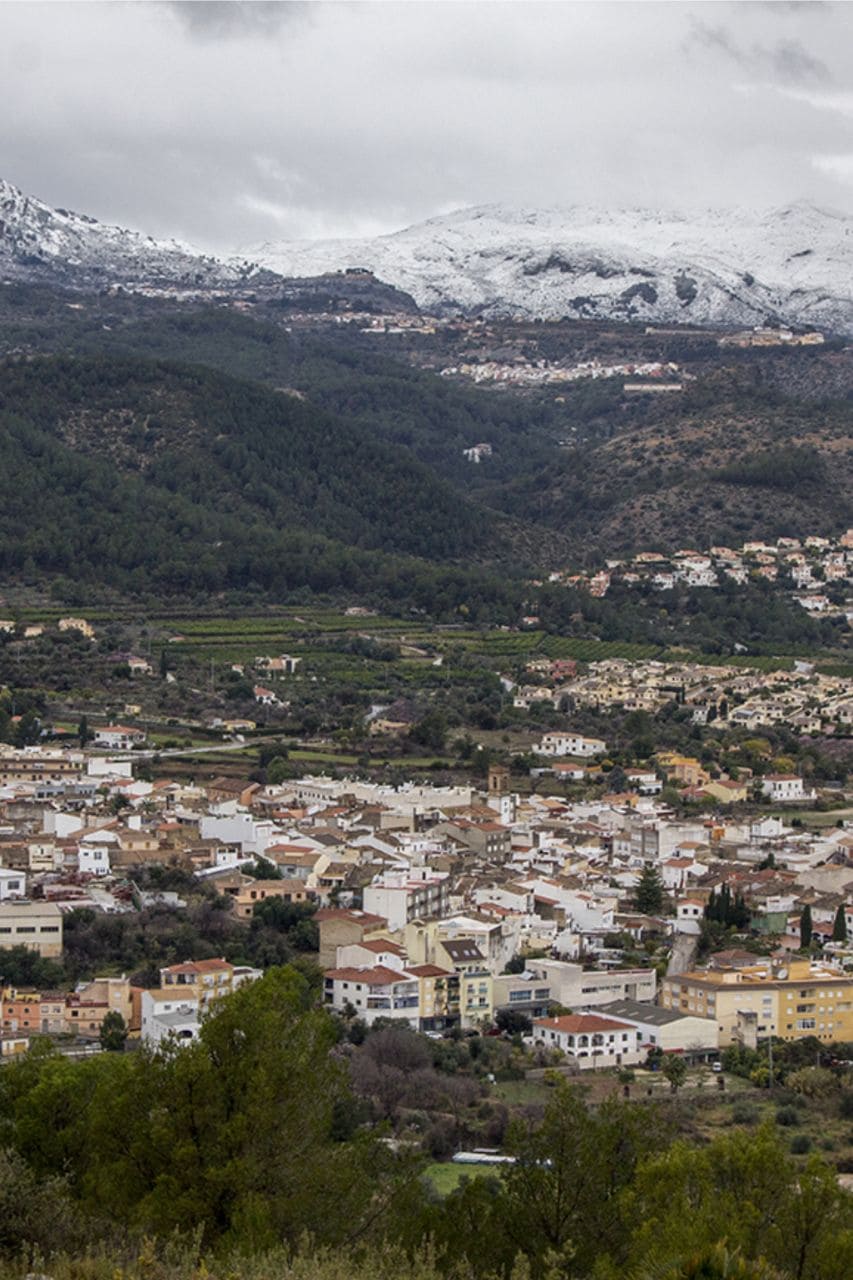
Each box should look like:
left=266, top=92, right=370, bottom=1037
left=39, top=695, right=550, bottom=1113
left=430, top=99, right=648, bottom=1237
left=441, top=357, right=684, bottom=388
left=509, top=655, right=852, bottom=737
left=541, top=529, right=853, bottom=620
left=0, top=739, right=850, bottom=1070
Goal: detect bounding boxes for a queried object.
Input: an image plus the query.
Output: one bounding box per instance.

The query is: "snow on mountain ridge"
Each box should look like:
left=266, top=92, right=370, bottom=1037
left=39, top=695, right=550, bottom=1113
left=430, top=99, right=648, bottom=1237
left=1, top=176, right=850, bottom=334
left=0, top=178, right=259, bottom=289
left=249, top=201, right=853, bottom=332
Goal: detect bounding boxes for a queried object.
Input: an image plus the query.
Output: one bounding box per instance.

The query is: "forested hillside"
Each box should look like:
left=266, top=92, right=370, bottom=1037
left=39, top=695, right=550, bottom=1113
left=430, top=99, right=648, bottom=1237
left=0, top=354, right=526, bottom=614
left=0, top=285, right=850, bottom=607
left=0, top=288, right=572, bottom=490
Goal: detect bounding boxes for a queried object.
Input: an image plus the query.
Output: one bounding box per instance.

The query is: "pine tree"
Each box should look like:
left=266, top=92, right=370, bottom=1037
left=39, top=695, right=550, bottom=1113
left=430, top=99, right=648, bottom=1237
left=800, top=904, right=813, bottom=951
left=832, top=903, right=847, bottom=943
left=635, top=864, right=665, bottom=915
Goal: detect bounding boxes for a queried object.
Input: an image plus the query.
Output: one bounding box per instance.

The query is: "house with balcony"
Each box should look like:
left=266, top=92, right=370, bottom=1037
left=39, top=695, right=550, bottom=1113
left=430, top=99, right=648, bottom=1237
left=363, top=869, right=450, bottom=931
left=323, top=965, right=421, bottom=1027
left=531, top=1013, right=642, bottom=1068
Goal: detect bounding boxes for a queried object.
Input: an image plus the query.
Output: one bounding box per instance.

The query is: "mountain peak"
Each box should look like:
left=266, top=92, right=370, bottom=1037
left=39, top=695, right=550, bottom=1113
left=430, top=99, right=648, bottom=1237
left=249, top=201, right=853, bottom=333
left=0, top=174, right=254, bottom=290
left=2, top=177, right=851, bottom=334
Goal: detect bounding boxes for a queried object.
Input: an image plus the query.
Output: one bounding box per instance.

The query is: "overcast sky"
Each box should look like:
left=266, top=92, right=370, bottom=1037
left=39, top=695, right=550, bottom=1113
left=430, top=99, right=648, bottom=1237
left=1, top=1, right=851, bottom=253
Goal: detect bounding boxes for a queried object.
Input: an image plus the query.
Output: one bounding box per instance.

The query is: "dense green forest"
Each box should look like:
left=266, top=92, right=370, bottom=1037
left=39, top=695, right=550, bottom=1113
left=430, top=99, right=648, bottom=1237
left=0, top=968, right=851, bottom=1279
left=2, top=284, right=849, bottom=557
left=0, top=287, right=848, bottom=647
left=0, top=354, right=531, bottom=616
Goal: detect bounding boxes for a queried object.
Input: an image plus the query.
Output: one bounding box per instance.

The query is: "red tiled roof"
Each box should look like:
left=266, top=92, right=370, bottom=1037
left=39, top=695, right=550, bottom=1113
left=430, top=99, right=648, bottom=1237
left=534, top=1014, right=634, bottom=1034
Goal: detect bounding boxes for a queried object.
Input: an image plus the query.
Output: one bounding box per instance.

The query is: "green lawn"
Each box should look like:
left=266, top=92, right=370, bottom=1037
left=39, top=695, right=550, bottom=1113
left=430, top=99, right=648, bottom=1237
left=423, top=1162, right=499, bottom=1197
left=492, top=1077, right=557, bottom=1106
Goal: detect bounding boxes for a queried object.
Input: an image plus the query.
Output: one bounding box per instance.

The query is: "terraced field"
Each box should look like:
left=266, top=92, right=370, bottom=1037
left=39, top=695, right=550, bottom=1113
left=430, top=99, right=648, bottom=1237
left=6, top=602, right=851, bottom=678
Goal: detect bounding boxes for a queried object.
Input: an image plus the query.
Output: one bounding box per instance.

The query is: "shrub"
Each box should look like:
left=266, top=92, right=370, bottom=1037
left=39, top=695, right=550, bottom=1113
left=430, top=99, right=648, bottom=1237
left=731, top=1102, right=760, bottom=1126
left=790, top=1134, right=812, bottom=1154
left=787, top=1066, right=838, bottom=1099
left=775, top=1106, right=799, bottom=1128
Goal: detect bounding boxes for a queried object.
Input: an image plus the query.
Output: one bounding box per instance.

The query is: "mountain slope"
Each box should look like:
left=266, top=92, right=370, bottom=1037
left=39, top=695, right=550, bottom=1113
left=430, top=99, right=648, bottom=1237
left=520, top=372, right=853, bottom=554
left=0, top=179, right=263, bottom=290
left=0, top=289, right=578, bottom=493
left=0, top=355, right=523, bottom=606
left=250, top=202, right=853, bottom=334
left=3, top=178, right=852, bottom=335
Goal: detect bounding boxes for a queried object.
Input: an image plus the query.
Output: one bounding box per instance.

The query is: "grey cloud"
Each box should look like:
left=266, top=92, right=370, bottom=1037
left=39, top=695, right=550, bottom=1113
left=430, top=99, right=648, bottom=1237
left=760, top=3, right=831, bottom=13
left=1, top=0, right=852, bottom=251
left=688, top=19, right=830, bottom=83
left=771, top=39, right=829, bottom=83
left=167, top=1, right=309, bottom=40
left=688, top=23, right=747, bottom=66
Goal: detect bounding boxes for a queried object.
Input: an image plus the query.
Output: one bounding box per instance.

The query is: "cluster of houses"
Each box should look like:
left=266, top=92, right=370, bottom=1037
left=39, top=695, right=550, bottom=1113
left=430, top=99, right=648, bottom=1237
left=542, top=530, right=853, bottom=620
left=507, top=655, right=853, bottom=738
left=0, top=743, right=850, bottom=1066
left=0, top=958, right=262, bottom=1054
left=442, top=357, right=682, bottom=389
left=717, top=327, right=825, bottom=349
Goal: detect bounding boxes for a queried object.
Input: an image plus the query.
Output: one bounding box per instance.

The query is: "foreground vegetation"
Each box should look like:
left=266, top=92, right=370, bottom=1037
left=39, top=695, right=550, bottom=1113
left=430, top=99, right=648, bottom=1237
left=0, top=966, right=851, bottom=1280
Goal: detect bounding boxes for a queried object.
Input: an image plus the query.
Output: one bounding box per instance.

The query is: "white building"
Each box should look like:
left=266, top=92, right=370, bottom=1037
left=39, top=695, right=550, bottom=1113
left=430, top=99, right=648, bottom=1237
left=0, top=868, right=26, bottom=900
left=527, top=959, right=656, bottom=1007
left=77, top=843, right=111, bottom=877
left=675, top=897, right=704, bottom=935
left=363, top=869, right=449, bottom=931
left=199, top=813, right=281, bottom=857
left=626, top=769, right=662, bottom=795
left=761, top=775, right=813, bottom=803
left=93, top=725, right=146, bottom=750
left=538, top=733, right=607, bottom=759
left=323, top=965, right=420, bottom=1027
left=594, top=999, right=718, bottom=1055
left=531, top=1013, right=643, bottom=1068
left=140, top=990, right=201, bottom=1046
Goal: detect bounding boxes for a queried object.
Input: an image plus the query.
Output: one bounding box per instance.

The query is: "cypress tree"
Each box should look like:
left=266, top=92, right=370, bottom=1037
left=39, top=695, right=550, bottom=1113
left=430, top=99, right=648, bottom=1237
left=832, top=903, right=847, bottom=943
left=800, top=904, right=813, bottom=951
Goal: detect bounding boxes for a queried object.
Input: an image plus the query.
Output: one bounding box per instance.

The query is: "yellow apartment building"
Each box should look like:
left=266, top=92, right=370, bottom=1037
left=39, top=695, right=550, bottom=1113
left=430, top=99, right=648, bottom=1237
left=657, top=753, right=710, bottom=788
left=661, top=958, right=853, bottom=1046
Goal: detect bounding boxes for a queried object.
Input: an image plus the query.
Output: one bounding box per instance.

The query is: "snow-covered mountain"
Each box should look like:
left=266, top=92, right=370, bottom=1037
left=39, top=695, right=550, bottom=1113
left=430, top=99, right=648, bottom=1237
left=249, top=202, right=853, bottom=333
left=2, top=178, right=851, bottom=334
left=0, top=178, right=262, bottom=290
